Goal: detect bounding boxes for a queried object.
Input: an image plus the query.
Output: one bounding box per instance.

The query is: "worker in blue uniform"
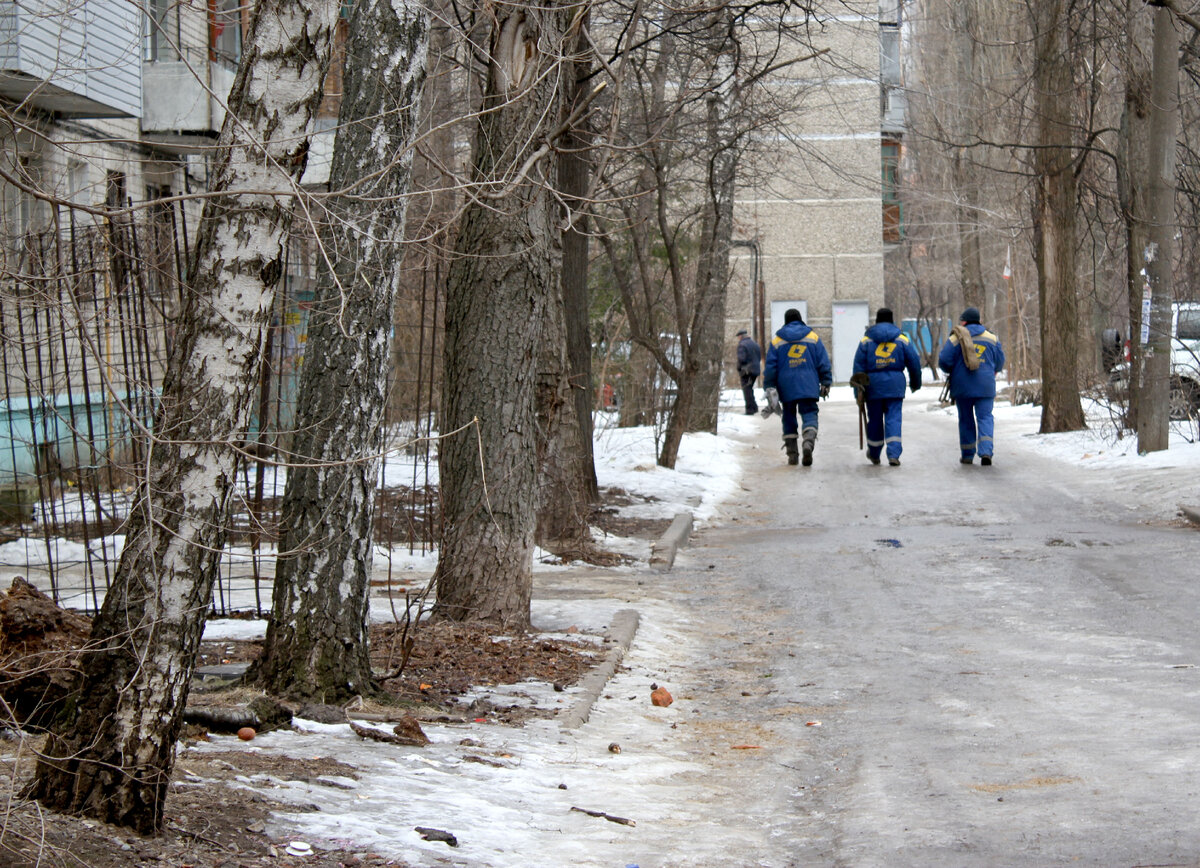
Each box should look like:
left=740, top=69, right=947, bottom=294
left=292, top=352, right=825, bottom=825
left=938, top=307, right=1005, bottom=465
left=763, top=309, right=832, bottom=466
left=852, top=308, right=922, bottom=466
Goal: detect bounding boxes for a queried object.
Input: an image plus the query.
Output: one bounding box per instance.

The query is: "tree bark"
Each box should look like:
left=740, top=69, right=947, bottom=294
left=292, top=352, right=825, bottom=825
left=560, top=25, right=600, bottom=505
left=254, top=0, right=428, bottom=702
left=1118, top=0, right=1152, bottom=433
left=537, top=19, right=598, bottom=549
left=684, top=16, right=738, bottom=436
left=433, top=2, right=569, bottom=628
left=949, top=2, right=986, bottom=315
left=29, top=0, right=339, bottom=833
left=1032, top=0, right=1085, bottom=433
left=1137, top=6, right=1179, bottom=453
left=536, top=257, right=587, bottom=547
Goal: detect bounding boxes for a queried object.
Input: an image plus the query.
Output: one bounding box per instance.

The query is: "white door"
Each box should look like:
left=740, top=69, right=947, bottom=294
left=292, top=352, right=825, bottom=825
left=769, top=300, right=807, bottom=339
left=831, top=301, right=869, bottom=383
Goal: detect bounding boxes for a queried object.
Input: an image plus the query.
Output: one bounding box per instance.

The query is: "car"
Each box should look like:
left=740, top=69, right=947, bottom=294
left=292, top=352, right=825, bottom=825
left=1109, top=301, right=1200, bottom=420
left=1168, top=302, right=1200, bottom=419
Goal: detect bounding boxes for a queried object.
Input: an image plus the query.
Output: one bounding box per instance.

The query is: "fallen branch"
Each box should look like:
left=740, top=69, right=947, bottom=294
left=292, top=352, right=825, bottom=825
left=349, top=718, right=430, bottom=746
left=570, top=806, right=636, bottom=826
left=415, top=826, right=458, bottom=847
left=182, top=707, right=258, bottom=733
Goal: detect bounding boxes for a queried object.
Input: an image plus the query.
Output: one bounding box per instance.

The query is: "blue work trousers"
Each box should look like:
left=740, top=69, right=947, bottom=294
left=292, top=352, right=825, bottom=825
left=781, top=398, right=819, bottom=438
left=955, top=396, right=995, bottom=459
left=865, top=397, right=905, bottom=461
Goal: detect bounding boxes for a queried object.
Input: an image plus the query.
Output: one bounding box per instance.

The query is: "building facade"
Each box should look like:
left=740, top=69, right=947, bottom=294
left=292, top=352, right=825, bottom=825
left=730, top=0, right=903, bottom=383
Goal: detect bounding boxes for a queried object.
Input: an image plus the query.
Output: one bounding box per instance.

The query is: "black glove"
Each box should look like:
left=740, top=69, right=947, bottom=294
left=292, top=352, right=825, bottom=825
left=911, top=384, right=921, bottom=393
left=819, top=383, right=830, bottom=399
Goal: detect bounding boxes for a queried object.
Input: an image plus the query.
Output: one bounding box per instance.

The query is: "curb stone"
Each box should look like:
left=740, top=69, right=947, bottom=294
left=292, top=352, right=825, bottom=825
left=649, top=511, right=694, bottom=571
left=559, top=608, right=639, bottom=730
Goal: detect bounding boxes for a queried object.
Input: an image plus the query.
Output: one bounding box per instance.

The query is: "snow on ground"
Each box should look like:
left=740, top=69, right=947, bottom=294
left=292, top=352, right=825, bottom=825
left=921, top=386, right=1200, bottom=523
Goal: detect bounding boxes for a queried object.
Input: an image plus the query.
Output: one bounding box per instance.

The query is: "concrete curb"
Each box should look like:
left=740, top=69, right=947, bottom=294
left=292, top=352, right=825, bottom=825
left=559, top=608, right=639, bottom=730
left=1180, top=504, right=1200, bottom=526
left=649, top=511, right=694, bottom=571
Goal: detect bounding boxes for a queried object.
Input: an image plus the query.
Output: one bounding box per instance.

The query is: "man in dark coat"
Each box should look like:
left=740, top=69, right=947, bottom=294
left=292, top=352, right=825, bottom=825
left=735, top=329, right=762, bottom=415
left=853, top=308, right=922, bottom=466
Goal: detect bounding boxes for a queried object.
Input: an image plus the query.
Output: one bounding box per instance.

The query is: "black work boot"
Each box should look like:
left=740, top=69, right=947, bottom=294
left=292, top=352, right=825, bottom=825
left=784, top=434, right=799, bottom=465
left=801, top=428, right=817, bottom=467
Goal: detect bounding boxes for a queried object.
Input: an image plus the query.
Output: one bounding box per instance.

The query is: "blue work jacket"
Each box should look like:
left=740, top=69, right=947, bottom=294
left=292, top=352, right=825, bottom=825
left=763, top=320, right=832, bottom=401
left=853, top=322, right=922, bottom=400
left=938, top=323, right=1005, bottom=399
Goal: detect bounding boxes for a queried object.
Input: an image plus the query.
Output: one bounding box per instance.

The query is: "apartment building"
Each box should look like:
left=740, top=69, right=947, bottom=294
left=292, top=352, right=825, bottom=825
left=730, top=0, right=903, bottom=383
left=0, top=0, right=343, bottom=487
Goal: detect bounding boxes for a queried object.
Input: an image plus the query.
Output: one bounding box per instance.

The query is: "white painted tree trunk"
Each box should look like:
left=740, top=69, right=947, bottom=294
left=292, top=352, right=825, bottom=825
left=31, top=0, right=340, bottom=834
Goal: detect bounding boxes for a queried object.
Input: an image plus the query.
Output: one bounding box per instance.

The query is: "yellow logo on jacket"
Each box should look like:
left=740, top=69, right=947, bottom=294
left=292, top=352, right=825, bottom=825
left=788, top=344, right=807, bottom=361
left=875, top=342, right=896, bottom=365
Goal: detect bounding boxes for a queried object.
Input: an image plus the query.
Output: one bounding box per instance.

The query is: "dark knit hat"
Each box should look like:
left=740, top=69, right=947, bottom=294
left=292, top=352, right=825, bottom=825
left=736, top=328, right=748, bottom=336
left=876, top=307, right=894, bottom=324
left=784, top=308, right=803, bottom=324
left=960, top=307, right=981, bottom=324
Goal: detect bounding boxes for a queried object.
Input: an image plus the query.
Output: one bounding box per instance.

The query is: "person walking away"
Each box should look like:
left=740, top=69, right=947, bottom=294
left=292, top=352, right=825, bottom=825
left=852, top=308, right=921, bottom=466
left=938, top=306, right=1005, bottom=465
left=763, top=308, right=832, bottom=465
left=735, top=329, right=762, bottom=415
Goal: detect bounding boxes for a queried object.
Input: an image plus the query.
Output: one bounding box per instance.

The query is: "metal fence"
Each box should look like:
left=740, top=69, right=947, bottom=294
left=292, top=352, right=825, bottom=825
left=0, top=205, right=441, bottom=615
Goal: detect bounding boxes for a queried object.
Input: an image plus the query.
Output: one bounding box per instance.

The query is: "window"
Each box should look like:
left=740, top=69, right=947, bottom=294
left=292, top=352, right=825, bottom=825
left=144, top=184, right=176, bottom=298
left=211, top=0, right=244, bottom=68
left=880, top=26, right=901, bottom=88
left=11, top=157, right=45, bottom=234
left=67, top=159, right=89, bottom=207
left=146, top=0, right=182, bottom=61
left=882, top=140, right=902, bottom=243
left=1178, top=307, right=1200, bottom=342
left=106, top=171, right=127, bottom=209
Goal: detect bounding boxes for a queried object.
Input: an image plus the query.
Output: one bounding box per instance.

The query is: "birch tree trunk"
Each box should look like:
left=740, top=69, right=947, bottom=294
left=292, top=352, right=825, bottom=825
left=433, top=1, right=570, bottom=628
left=29, top=0, right=339, bottom=833
left=1032, top=0, right=1085, bottom=433
left=254, top=0, right=428, bottom=701
left=1137, top=6, right=1179, bottom=453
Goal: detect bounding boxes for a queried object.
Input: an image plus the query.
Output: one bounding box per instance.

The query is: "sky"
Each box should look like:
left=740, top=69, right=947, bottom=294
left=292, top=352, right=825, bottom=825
left=184, top=386, right=1200, bottom=867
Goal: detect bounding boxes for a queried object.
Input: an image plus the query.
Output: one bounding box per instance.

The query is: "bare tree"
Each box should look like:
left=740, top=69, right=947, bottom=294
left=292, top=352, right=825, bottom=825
left=253, top=0, right=429, bottom=701
left=1137, top=3, right=1181, bottom=451
left=29, top=0, right=340, bottom=832
left=1032, top=0, right=1085, bottom=433
left=595, top=0, right=821, bottom=467
left=536, top=14, right=601, bottom=553
left=432, top=0, right=573, bottom=628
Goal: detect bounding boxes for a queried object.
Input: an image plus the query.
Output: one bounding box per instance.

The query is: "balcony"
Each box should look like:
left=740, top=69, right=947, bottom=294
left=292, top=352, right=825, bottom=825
left=141, top=60, right=234, bottom=152
left=0, top=0, right=141, bottom=118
